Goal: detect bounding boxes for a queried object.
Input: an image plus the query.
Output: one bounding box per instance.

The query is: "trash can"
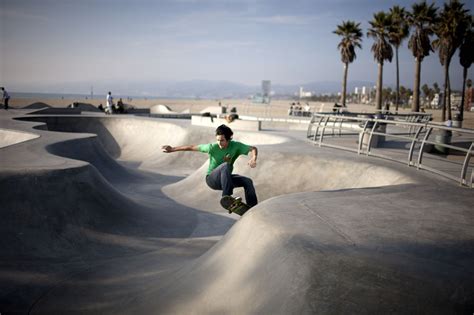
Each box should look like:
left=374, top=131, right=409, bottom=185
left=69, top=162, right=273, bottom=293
left=358, top=114, right=374, bottom=128
left=452, top=113, right=462, bottom=128
left=434, top=129, right=452, bottom=154
left=358, top=123, right=386, bottom=148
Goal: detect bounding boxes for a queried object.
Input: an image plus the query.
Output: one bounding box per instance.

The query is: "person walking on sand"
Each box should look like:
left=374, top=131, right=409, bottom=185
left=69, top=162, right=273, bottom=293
left=162, top=124, right=258, bottom=209
left=106, top=91, right=114, bottom=114
left=1, top=87, right=10, bottom=110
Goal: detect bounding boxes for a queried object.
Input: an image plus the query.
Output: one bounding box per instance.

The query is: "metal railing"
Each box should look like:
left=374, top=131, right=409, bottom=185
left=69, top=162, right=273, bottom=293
left=307, top=113, right=474, bottom=188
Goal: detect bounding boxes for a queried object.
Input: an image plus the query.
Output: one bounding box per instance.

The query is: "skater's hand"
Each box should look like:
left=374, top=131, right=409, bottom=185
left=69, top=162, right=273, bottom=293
left=248, top=158, right=257, bottom=168
left=162, top=145, right=173, bottom=153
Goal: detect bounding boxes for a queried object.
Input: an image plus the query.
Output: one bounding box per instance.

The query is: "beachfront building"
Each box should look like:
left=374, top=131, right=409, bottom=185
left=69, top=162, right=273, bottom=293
left=299, top=87, right=313, bottom=99
left=262, top=80, right=271, bottom=104
left=353, top=86, right=371, bottom=104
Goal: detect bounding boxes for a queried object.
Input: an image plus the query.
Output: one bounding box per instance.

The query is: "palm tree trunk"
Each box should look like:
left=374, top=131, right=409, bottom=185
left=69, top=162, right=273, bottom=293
left=376, top=62, right=383, bottom=111
left=447, top=69, right=452, bottom=121
left=460, top=67, right=467, bottom=121
left=412, top=57, right=421, bottom=112
left=442, top=62, right=449, bottom=122
left=395, top=46, right=400, bottom=113
left=342, top=62, right=348, bottom=106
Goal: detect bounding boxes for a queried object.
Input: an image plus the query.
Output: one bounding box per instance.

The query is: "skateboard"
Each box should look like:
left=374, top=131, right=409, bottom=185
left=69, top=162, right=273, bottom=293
left=220, top=195, right=250, bottom=216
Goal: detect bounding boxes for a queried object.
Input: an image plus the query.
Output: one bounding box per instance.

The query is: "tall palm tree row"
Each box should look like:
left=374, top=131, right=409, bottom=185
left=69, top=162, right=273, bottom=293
left=458, top=17, right=474, bottom=121
left=333, top=1, right=471, bottom=116
left=367, top=12, right=393, bottom=111
left=388, top=6, right=410, bottom=113
left=433, top=0, right=471, bottom=122
left=333, top=21, right=363, bottom=107
left=407, top=1, right=438, bottom=113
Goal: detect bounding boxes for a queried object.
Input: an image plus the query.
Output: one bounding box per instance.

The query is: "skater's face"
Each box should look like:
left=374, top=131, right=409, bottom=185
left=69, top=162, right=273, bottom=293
left=216, top=135, right=229, bottom=149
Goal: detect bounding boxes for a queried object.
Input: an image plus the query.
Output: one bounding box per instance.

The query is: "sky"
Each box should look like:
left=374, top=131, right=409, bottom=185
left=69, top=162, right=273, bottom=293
left=1, top=0, right=473, bottom=95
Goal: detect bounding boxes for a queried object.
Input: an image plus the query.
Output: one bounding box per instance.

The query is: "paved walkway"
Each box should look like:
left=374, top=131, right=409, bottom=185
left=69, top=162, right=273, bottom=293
left=306, top=119, right=474, bottom=187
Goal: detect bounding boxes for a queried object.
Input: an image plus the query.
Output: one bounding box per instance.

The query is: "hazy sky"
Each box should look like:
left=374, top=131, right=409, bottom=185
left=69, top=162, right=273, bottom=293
left=1, top=0, right=473, bottom=94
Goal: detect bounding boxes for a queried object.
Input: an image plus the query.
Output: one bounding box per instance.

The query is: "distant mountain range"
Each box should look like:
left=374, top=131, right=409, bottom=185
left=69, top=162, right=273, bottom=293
left=15, top=79, right=376, bottom=99
left=150, top=80, right=377, bottom=98
left=113, top=79, right=376, bottom=98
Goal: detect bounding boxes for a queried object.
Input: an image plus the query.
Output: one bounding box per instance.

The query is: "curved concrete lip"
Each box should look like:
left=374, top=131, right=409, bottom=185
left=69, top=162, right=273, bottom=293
left=0, top=127, right=40, bottom=148
left=1, top=110, right=473, bottom=314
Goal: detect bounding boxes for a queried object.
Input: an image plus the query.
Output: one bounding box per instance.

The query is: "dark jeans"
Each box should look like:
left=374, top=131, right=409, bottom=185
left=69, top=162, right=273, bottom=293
left=3, top=97, right=9, bottom=110
left=206, top=163, right=258, bottom=207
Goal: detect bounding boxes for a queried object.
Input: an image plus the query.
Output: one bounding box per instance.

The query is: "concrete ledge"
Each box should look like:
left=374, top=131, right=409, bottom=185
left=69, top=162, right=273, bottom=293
left=27, top=107, right=82, bottom=115
left=200, top=106, right=226, bottom=115
left=148, top=113, right=192, bottom=119
left=0, top=128, right=40, bottom=148
left=150, top=104, right=176, bottom=114
left=191, top=115, right=261, bottom=131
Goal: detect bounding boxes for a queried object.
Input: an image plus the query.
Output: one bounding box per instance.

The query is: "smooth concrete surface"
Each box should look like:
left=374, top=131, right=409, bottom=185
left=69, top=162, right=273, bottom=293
left=199, top=106, right=225, bottom=115
left=0, top=128, right=40, bottom=148
left=150, top=104, right=177, bottom=114
left=0, top=109, right=473, bottom=314
left=191, top=115, right=262, bottom=131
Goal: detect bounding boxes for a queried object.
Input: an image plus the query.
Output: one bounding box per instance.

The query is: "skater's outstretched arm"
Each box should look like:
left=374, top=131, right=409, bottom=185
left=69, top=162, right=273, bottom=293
left=248, top=146, right=258, bottom=168
left=161, top=145, right=199, bottom=153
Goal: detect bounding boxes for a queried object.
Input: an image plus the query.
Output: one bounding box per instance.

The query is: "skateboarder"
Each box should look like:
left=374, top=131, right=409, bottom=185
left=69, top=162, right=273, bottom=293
left=162, top=124, right=258, bottom=208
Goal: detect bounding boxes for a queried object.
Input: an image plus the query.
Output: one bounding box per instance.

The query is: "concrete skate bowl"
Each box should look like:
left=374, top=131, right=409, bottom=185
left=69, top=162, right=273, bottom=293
left=19, top=115, right=290, bottom=175
left=1, top=116, right=238, bottom=314
left=19, top=115, right=417, bottom=207
left=4, top=115, right=474, bottom=313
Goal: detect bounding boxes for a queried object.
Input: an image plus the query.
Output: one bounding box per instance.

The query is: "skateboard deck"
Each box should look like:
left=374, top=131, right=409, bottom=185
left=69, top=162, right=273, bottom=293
left=220, top=195, right=250, bottom=216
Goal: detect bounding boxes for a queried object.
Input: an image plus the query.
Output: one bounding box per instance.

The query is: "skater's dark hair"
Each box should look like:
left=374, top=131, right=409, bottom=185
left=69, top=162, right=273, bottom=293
left=215, top=124, right=233, bottom=141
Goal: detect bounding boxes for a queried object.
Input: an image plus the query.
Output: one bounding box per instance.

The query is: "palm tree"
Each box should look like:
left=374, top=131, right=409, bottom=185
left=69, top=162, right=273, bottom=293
left=433, top=0, right=470, bottom=122
left=367, top=12, right=393, bottom=111
left=458, top=17, right=473, bottom=121
left=333, top=21, right=363, bottom=107
left=407, top=1, right=438, bottom=113
left=421, top=83, right=431, bottom=106
left=433, top=82, right=440, bottom=95
left=388, top=6, right=410, bottom=113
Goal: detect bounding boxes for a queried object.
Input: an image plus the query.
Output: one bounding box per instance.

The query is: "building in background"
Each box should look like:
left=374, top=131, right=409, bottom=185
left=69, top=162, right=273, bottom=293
left=354, top=86, right=371, bottom=104
left=262, top=80, right=271, bottom=104
left=299, top=87, right=313, bottom=99
left=252, top=80, right=272, bottom=104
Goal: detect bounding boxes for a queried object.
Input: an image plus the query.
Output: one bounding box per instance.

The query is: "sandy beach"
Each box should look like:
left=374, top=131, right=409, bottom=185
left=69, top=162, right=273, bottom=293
left=7, top=96, right=474, bottom=129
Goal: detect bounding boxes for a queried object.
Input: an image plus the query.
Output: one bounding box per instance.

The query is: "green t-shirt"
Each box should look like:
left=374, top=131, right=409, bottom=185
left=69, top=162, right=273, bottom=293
left=198, top=140, right=251, bottom=175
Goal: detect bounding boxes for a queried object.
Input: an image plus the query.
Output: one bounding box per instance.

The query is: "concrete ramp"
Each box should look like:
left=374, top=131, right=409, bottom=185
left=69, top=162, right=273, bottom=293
left=163, top=151, right=417, bottom=212
left=0, top=128, right=39, bottom=148
left=150, top=104, right=177, bottom=114
left=139, top=185, right=474, bottom=314
left=1, top=164, right=196, bottom=260
left=200, top=106, right=225, bottom=114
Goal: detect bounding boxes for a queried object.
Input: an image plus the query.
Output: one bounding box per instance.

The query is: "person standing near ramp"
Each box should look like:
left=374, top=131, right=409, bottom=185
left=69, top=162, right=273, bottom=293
left=1, top=87, right=10, bottom=110
left=105, top=91, right=114, bottom=114
left=162, top=124, right=258, bottom=215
